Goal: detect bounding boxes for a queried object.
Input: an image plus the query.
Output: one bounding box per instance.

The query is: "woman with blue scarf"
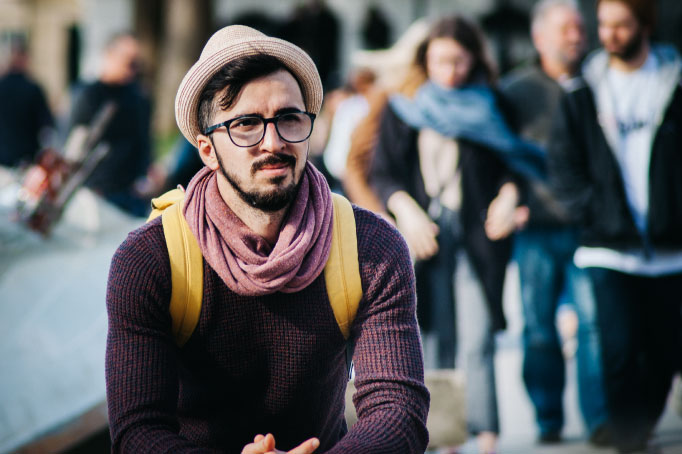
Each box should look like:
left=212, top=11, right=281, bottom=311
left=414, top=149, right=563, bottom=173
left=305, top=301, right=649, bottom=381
left=369, top=16, right=539, bottom=454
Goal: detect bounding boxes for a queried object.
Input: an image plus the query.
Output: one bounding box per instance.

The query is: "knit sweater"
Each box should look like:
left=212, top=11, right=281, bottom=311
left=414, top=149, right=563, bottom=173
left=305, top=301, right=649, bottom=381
left=105, top=206, right=429, bottom=453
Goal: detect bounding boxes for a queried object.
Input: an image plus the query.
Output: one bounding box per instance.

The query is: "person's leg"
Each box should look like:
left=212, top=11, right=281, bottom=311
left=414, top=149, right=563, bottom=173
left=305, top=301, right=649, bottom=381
left=455, top=251, right=499, bottom=452
left=587, top=267, right=646, bottom=453
left=514, top=229, right=565, bottom=440
left=640, top=273, right=682, bottom=439
left=426, top=209, right=459, bottom=369
left=568, top=263, right=609, bottom=439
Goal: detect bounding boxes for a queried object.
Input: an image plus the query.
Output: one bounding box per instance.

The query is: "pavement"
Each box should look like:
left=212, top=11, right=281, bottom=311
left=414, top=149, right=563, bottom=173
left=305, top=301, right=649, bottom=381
left=0, top=179, right=142, bottom=454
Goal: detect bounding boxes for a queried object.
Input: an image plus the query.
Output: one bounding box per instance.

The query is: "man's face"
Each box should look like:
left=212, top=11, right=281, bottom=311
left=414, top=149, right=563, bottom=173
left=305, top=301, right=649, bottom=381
left=204, top=69, right=309, bottom=212
left=103, top=36, right=141, bottom=84
left=598, top=1, right=647, bottom=61
left=535, top=5, right=586, bottom=70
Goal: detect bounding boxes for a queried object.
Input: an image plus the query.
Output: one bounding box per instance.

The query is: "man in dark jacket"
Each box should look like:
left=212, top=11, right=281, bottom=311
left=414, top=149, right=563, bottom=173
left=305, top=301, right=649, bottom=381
left=486, top=0, right=609, bottom=446
left=0, top=40, right=53, bottom=167
left=67, top=33, right=151, bottom=217
left=548, top=1, right=682, bottom=452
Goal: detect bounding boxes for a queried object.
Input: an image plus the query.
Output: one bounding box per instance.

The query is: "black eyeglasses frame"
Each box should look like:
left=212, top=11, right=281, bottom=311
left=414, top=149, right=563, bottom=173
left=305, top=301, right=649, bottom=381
left=203, top=110, right=316, bottom=148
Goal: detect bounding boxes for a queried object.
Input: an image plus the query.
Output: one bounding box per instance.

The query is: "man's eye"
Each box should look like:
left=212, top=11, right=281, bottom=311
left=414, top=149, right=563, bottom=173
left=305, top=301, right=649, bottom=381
left=232, top=117, right=262, bottom=129
left=279, top=113, right=304, bottom=125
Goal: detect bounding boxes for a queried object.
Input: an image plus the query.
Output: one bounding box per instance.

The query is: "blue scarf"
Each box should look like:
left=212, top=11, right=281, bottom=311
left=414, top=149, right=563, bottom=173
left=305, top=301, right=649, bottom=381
left=389, top=81, right=546, bottom=180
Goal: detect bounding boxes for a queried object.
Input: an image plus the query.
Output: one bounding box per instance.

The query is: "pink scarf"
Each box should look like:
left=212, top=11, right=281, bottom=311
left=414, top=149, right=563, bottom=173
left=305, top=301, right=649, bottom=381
left=182, top=163, right=333, bottom=296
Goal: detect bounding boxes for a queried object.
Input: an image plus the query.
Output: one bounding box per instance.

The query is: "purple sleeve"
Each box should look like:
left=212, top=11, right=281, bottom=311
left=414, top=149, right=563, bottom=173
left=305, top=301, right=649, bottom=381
left=327, top=210, right=430, bottom=453
left=105, top=223, right=220, bottom=453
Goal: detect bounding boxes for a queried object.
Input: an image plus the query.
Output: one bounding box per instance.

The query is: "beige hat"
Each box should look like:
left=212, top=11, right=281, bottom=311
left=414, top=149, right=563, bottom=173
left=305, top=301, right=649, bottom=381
left=175, top=25, right=323, bottom=147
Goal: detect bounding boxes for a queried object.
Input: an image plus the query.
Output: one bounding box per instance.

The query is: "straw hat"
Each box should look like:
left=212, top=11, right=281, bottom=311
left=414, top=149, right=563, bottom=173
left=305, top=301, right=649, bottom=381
left=175, top=25, right=323, bottom=147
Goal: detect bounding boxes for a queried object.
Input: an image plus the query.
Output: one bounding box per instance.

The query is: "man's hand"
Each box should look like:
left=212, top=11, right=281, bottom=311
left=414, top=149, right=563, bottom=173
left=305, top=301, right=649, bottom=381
left=241, top=433, right=320, bottom=454
left=485, top=182, right=529, bottom=241
left=387, top=191, right=440, bottom=261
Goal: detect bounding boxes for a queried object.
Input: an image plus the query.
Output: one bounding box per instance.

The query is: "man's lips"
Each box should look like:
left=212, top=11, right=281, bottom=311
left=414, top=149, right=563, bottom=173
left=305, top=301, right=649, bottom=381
left=252, top=154, right=296, bottom=175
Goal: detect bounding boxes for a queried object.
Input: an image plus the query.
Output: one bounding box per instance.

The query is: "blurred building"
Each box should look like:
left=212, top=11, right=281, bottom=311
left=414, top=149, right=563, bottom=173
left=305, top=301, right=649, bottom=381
left=2, top=0, right=681, bottom=141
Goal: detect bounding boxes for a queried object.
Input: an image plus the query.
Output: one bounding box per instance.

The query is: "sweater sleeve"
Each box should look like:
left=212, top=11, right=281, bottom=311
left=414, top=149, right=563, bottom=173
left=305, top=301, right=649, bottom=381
left=105, top=222, right=221, bottom=454
left=327, top=209, right=430, bottom=453
left=547, top=90, right=594, bottom=224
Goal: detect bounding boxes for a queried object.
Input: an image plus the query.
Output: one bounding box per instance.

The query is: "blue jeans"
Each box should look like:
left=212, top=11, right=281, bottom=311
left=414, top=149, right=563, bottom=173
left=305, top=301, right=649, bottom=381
left=588, top=268, right=682, bottom=452
left=514, top=228, right=607, bottom=437
left=415, top=208, right=459, bottom=368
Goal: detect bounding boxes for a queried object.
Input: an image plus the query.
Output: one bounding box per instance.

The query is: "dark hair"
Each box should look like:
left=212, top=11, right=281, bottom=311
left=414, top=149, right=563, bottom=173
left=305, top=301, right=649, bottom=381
left=414, top=16, right=496, bottom=85
left=597, top=0, right=657, bottom=32
left=197, top=53, right=305, bottom=134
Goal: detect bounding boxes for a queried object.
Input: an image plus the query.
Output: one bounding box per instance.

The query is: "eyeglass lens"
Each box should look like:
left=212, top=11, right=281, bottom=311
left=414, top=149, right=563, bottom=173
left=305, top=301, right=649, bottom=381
left=229, top=112, right=313, bottom=147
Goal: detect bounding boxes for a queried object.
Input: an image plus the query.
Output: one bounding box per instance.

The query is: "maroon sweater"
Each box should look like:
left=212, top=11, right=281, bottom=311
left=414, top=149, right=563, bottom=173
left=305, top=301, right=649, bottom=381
left=105, top=206, right=429, bottom=453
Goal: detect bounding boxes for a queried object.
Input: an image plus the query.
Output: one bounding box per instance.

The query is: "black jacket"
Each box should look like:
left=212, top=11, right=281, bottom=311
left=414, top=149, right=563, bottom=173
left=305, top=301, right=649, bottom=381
left=370, top=103, right=512, bottom=331
left=68, top=81, right=151, bottom=195
left=548, top=46, right=682, bottom=251
left=0, top=72, right=53, bottom=167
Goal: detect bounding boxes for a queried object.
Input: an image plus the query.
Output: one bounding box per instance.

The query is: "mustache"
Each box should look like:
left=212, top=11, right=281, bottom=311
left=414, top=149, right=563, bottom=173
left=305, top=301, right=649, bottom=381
left=251, top=153, right=297, bottom=173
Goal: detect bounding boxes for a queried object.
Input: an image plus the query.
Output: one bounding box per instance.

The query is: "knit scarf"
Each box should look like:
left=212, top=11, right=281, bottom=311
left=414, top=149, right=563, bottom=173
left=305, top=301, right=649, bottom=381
left=182, top=163, right=333, bottom=296
left=389, top=80, right=547, bottom=180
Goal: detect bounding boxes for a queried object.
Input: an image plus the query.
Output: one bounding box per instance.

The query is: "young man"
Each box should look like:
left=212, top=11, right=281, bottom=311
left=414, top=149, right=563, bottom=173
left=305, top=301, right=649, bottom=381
left=67, top=33, right=151, bottom=217
left=105, top=25, right=429, bottom=454
left=0, top=39, right=54, bottom=168
left=485, top=0, right=609, bottom=445
left=549, top=1, right=682, bottom=452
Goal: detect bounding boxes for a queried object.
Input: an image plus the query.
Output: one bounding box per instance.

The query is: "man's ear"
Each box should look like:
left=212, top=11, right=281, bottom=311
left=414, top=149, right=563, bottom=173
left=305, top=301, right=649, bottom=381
left=197, top=134, right=219, bottom=170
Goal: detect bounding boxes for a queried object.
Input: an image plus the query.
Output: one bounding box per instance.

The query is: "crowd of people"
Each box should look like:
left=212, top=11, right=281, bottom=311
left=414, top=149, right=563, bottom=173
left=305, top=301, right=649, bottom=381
left=329, top=0, right=681, bottom=453
left=1, top=0, right=681, bottom=453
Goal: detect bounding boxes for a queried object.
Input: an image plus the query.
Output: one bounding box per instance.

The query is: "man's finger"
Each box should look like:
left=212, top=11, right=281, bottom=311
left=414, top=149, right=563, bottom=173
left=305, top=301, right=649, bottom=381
left=287, top=437, right=320, bottom=454
left=241, top=433, right=275, bottom=454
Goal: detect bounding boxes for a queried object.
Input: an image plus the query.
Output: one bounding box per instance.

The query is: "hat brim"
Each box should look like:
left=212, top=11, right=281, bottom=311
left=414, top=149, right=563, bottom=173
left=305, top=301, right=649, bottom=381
left=175, top=33, right=323, bottom=148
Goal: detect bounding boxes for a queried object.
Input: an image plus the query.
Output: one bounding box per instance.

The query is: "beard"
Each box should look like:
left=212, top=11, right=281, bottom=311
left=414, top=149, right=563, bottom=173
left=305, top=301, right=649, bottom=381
left=216, top=151, right=302, bottom=212
left=607, top=27, right=645, bottom=62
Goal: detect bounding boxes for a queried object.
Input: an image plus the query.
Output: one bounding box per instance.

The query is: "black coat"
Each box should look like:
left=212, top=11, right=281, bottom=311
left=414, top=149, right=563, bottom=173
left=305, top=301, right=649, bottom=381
left=370, top=104, right=512, bottom=331
left=0, top=72, right=53, bottom=167
left=68, top=81, right=151, bottom=195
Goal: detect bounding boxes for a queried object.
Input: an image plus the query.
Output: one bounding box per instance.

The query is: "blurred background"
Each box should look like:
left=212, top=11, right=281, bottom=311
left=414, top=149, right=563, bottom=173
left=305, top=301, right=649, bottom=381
left=2, top=0, right=681, bottom=150
left=1, top=1, right=682, bottom=453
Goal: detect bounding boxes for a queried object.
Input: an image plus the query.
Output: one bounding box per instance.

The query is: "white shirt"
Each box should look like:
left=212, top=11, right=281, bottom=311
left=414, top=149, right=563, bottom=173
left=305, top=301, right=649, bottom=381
left=322, top=95, right=369, bottom=180
left=605, top=53, right=659, bottom=233
left=575, top=52, right=682, bottom=276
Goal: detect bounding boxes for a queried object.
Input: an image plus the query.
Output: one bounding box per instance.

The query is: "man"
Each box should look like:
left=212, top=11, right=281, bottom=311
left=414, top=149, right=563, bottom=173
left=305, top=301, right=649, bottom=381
left=0, top=39, right=53, bottom=167
left=67, top=32, right=151, bottom=217
left=549, top=1, right=682, bottom=452
left=105, top=25, right=429, bottom=454
left=485, top=0, right=609, bottom=446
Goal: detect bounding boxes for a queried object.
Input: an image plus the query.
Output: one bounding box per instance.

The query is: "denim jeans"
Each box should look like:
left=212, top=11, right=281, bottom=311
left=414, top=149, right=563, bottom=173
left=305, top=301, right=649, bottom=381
left=455, top=250, right=499, bottom=434
left=587, top=267, right=682, bottom=452
left=415, top=208, right=459, bottom=368
left=514, top=227, right=608, bottom=437
left=415, top=209, right=499, bottom=433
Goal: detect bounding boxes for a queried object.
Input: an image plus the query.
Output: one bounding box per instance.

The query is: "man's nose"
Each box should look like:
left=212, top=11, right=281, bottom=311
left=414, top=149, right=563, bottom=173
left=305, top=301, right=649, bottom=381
left=260, top=121, right=284, bottom=151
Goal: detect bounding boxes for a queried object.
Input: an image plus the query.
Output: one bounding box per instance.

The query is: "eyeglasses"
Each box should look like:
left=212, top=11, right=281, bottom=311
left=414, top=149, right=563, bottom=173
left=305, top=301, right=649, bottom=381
left=204, top=110, right=316, bottom=147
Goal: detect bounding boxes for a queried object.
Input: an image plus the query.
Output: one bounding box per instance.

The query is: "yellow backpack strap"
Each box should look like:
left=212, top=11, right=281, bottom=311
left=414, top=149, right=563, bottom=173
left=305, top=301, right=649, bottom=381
left=148, top=188, right=186, bottom=221
left=325, top=193, right=362, bottom=340
left=150, top=190, right=204, bottom=347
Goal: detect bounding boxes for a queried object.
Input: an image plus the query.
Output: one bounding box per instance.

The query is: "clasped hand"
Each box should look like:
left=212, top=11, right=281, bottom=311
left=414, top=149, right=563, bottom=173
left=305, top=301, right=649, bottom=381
left=241, top=433, right=319, bottom=454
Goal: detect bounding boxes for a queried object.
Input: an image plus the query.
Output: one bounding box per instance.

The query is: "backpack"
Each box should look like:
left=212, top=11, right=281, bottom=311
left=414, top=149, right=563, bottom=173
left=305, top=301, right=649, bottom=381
left=148, top=188, right=363, bottom=348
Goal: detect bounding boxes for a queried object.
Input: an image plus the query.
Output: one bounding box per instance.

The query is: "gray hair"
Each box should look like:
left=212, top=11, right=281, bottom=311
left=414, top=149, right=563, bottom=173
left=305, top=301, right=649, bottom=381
left=531, top=0, right=580, bottom=35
